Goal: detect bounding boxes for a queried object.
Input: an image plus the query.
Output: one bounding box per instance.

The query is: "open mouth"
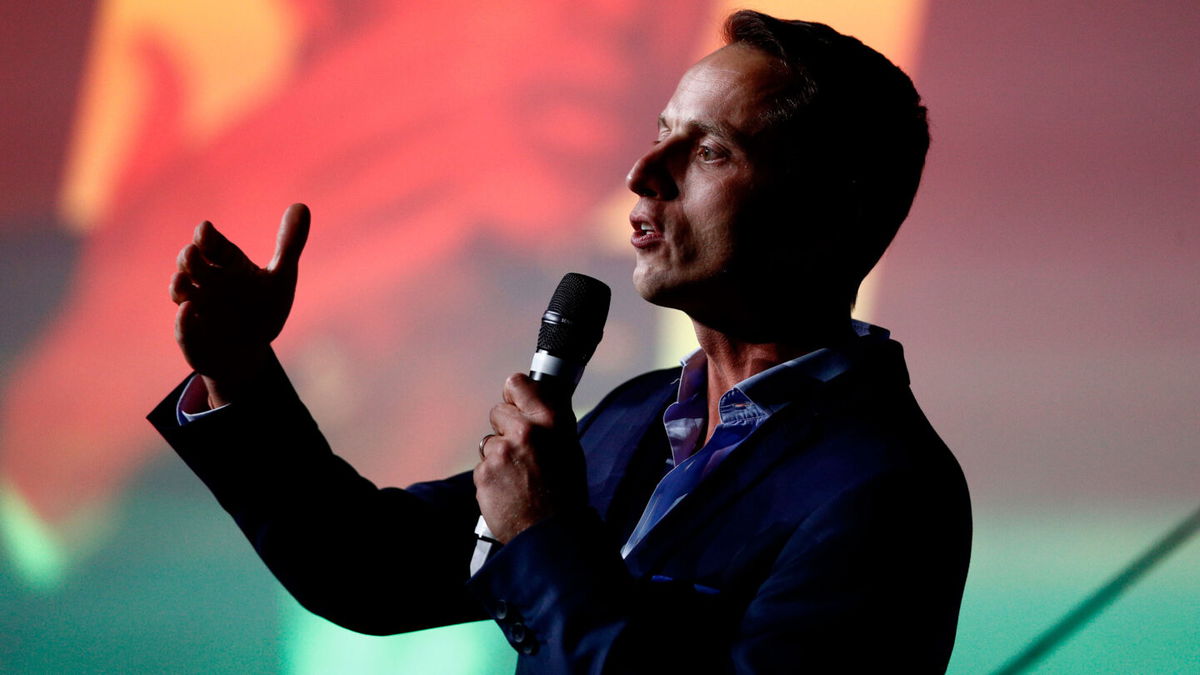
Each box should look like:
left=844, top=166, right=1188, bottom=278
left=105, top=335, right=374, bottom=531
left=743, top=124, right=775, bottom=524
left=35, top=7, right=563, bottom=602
left=630, top=218, right=663, bottom=248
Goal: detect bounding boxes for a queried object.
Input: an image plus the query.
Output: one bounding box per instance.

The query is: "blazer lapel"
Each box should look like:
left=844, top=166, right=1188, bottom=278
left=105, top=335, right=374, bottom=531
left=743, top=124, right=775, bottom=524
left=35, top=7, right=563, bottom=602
left=584, top=371, right=679, bottom=519
left=622, top=393, right=820, bottom=574
left=620, top=338, right=911, bottom=574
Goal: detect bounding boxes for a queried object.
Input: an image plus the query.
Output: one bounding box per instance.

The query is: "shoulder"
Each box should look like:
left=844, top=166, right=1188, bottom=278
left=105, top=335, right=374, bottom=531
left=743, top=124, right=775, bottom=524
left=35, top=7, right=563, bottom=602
left=757, top=337, right=969, bottom=524
left=576, top=366, right=680, bottom=435
left=603, top=366, right=682, bottom=400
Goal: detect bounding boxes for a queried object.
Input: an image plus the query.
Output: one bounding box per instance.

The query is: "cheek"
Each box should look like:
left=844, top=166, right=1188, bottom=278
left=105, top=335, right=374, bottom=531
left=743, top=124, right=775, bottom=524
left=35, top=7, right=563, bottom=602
left=690, top=184, right=751, bottom=252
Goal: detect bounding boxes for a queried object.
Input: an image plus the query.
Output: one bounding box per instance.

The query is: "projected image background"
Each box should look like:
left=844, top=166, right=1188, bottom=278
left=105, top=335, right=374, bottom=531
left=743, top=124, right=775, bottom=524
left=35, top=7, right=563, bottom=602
left=2, top=1, right=1196, bottom=672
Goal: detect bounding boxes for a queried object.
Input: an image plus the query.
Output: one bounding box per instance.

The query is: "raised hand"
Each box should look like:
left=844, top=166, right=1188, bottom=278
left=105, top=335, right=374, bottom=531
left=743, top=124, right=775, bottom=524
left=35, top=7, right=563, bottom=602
left=169, top=203, right=310, bottom=407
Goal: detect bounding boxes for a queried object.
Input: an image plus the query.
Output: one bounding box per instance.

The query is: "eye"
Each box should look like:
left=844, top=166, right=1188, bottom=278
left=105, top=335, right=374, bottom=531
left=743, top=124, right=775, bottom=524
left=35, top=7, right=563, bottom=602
left=697, top=145, right=723, bottom=162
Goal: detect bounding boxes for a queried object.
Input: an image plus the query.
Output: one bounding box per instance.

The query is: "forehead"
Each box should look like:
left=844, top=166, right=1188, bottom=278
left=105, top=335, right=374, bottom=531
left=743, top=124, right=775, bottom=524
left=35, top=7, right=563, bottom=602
left=662, top=44, right=789, bottom=141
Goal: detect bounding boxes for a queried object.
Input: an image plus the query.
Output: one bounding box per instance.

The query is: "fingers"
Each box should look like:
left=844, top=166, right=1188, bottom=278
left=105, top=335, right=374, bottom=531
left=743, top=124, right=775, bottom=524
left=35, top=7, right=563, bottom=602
left=486, top=374, right=568, bottom=460
left=174, top=301, right=188, bottom=343
left=268, top=203, right=310, bottom=274
left=174, top=300, right=203, bottom=353
left=489, top=401, right=531, bottom=443
left=194, top=221, right=252, bottom=269
left=177, top=243, right=221, bottom=287
left=184, top=203, right=308, bottom=278
left=476, top=433, right=513, bottom=466
left=169, top=270, right=204, bottom=305
left=503, top=373, right=556, bottom=424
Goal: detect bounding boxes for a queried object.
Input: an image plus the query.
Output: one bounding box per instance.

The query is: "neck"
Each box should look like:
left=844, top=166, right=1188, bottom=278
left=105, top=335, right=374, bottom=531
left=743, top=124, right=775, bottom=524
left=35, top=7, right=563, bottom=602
left=692, top=312, right=852, bottom=442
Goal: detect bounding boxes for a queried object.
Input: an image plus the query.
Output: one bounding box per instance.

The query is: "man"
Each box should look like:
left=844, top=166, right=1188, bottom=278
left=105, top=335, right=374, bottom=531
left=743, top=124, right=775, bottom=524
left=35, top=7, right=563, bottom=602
left=151, top=11, right=971, bottom=673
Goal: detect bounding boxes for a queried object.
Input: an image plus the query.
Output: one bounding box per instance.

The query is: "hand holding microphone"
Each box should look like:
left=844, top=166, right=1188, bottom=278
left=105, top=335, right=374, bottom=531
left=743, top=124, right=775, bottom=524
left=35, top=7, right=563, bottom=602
left=471, top=274, right=609, bottom=571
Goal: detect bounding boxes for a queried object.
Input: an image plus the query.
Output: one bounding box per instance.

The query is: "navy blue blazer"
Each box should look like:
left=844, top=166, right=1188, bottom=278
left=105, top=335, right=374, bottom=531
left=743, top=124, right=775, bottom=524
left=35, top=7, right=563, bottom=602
left=149, top=335, right=970, bottom=674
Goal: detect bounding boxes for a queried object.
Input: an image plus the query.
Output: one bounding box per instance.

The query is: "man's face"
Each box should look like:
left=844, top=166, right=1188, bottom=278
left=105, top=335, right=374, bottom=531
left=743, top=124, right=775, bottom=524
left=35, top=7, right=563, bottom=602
left=627, top=44, right=793, bottom=316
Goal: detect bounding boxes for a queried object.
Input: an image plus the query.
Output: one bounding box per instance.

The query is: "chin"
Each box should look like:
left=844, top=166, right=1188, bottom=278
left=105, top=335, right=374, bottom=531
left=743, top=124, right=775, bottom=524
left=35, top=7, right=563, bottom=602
left=631, top=276, right=664, bottom=307
left=632, top=267, right=670, bottom=305
left=632, top=270, right=697, bottom=312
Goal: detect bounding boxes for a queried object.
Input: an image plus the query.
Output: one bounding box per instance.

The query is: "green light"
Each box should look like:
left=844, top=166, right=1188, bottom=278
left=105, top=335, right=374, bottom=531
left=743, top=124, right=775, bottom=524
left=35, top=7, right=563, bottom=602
left=281, top=594, right=517, bottom=674
left=0, top=478, right=67, bottom=591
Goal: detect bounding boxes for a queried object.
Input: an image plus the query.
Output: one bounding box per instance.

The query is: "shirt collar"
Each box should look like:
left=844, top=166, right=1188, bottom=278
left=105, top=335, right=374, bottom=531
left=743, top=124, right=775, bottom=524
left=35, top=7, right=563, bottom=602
left=674, top=319, right=889, bottom=415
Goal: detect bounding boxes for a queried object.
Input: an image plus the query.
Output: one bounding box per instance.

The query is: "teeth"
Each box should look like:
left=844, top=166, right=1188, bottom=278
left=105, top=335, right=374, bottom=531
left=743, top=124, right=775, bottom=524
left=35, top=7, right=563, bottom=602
left=640, top=224, right=653, bottom=232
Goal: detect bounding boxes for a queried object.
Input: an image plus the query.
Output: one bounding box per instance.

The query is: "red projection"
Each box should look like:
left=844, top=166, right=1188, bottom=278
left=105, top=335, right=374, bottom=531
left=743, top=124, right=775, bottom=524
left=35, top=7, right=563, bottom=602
left=0, top=0, right=711, bottom=536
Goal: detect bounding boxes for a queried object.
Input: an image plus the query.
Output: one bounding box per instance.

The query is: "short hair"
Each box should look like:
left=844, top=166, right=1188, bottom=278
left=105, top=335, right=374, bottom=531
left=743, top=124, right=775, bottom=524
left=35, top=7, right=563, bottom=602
left=724, top=10, right=930, bottom=303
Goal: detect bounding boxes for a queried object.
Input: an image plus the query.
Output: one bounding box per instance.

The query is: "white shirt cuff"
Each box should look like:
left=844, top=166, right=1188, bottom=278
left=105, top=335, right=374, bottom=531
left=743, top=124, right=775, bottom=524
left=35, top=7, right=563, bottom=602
left=176, top=374, right=230, bottom=425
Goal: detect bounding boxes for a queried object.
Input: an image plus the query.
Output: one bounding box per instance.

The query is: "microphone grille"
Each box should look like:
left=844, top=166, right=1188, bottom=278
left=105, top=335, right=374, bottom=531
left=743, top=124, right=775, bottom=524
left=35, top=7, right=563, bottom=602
left=537, top=273, right=611, bottom=363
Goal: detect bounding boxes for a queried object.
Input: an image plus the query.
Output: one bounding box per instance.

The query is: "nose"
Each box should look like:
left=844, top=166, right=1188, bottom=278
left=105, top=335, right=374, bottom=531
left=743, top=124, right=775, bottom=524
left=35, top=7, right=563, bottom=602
left=626, top=142, right=678, bottom=200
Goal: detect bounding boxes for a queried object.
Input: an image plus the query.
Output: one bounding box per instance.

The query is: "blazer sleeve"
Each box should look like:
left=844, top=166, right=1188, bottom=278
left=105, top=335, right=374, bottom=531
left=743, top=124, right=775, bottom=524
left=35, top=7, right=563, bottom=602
left=147, top=350, right=487, bottom=634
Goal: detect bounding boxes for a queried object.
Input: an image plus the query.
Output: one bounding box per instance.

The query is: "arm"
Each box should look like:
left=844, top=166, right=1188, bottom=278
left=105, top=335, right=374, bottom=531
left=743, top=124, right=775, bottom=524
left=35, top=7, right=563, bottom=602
left=155, top=204, right=486, bottom=632
left=149, top=349, right=488, bottom=634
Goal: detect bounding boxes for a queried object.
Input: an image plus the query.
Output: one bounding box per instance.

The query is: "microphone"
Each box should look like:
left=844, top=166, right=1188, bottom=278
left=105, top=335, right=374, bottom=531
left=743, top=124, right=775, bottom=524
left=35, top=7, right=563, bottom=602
left=471, top=273, right=611, bottom=575
left=528, top=272, right=611, bottom=399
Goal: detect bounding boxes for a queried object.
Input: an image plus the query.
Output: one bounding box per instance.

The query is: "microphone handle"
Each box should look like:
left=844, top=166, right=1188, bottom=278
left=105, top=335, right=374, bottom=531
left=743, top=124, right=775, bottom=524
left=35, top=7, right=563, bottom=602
left=529, top=349, right=584, bottom=399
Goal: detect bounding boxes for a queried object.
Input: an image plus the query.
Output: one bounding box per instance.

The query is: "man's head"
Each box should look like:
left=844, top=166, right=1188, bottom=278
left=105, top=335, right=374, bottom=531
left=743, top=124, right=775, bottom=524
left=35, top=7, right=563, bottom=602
left=627, top=11, right=928, bottom=321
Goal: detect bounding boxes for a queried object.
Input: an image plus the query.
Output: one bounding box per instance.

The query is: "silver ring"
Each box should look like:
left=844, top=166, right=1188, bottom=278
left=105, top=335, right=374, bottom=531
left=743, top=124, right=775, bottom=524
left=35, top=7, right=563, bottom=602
left=478, top=433, right=496, bottom=459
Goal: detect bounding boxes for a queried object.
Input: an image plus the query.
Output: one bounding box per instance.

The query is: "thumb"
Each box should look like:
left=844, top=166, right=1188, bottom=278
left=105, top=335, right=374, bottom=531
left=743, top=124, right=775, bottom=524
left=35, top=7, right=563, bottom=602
left=268, top=203, right=311, bottom=274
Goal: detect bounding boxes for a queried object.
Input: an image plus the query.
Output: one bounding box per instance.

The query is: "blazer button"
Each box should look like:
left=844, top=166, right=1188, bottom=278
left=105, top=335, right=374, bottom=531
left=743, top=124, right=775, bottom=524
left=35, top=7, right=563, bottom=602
left=510, top=622, right=526, bottom=643
left=494, top=600, right=509, bottom=621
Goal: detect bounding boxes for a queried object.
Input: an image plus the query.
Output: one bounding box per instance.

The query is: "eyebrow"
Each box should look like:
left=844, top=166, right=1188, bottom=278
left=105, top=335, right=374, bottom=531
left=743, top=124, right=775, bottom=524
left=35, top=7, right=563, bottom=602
left=658, top=115, right=743, bottom=145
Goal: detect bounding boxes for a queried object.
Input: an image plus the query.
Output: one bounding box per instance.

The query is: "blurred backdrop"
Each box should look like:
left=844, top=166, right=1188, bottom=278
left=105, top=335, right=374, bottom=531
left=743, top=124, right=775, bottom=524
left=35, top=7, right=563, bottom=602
left=1, top=0, right=1197, bottom=672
